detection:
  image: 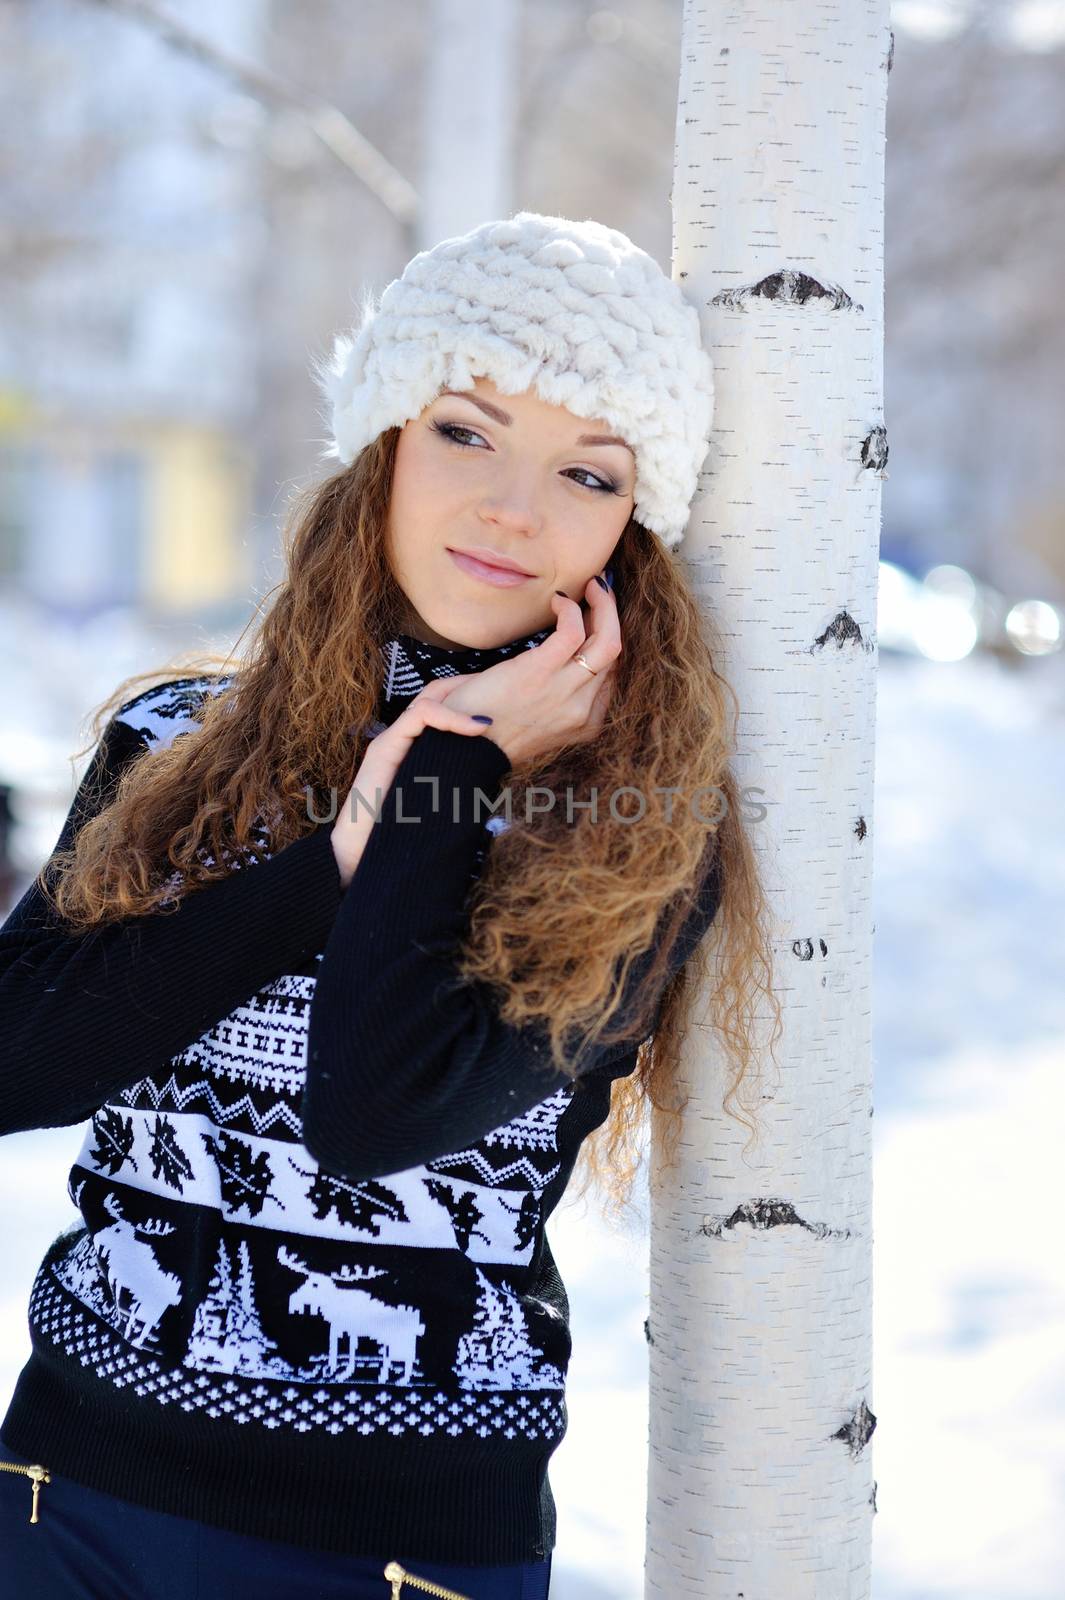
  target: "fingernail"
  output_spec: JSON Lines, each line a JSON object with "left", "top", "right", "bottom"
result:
{"left": 604, "top": 566, "right": 615, "bottom": 590}
{"left": 594, "top": 574, "right": 609, "bottom": 591}
{"left": 555, "top": 589, "right": 568, "bottom": 598}
{"left": 471, "top": 714, "right": 493, "bottom": 724}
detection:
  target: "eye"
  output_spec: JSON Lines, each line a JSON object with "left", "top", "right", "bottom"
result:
{"left": 565, "top": 465, "right": 623, "bottom": 495}
{"left": 429, "top": 419, "right": 622, "bottom": 496}
{"left": 430, "top": 420, "right": 487, "bottom": 452}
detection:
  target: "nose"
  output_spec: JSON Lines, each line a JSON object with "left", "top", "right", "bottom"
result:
{"left": 477, "top": 465, "right": 549, "bottom": 537}
{"left": 478, "top": 500, "right": 543, "bottom": 545}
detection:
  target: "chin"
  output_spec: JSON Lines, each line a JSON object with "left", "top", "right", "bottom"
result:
{"left": 430, "top": 617, "right": 530, "bottom": 651}
{"left": 412, "top": 591, "right": 533, "bottom": 651}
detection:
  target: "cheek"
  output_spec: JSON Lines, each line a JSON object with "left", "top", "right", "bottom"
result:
{"left": 387, "top": 444, "right": 430, "bottom": 574}
{"left": 552, "top": 513, "right": 626, "bottom": 582}
{"left": 394, "top": 433, "right": 430, "bottom": 499}
{"left": 396, "top": 435, "right": 469, "bottom": 518}
{"left": 389, "top": 439, "right": 450, "bottom": 554}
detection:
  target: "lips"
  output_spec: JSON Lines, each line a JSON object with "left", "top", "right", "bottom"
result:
{"left": 449, "top": 546, "right": 534, "bottom": 576}
{"left": 447, "top": 548, "right": 536, "bottom": 588}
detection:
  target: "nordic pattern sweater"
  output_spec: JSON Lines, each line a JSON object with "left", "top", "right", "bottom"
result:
{"left": 0, "top": 626, "right": 722, "bottom": 1566}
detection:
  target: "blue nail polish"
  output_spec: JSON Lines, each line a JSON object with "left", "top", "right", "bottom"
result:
{"left": 604, "top": 566, "right": 615, "bottom": 591}
{"left": 471, "top": 714, "right": 493, "bottom": 724}
{"left": 594, "top": 574, "right": 609, "bottom": 592}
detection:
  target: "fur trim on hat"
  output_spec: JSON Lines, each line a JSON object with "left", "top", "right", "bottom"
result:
{"left": 313, "top": 211, "right": 714, "bottom": 549}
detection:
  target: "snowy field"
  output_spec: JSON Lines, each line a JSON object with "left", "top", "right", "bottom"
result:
{"left": 2, "top": 645, "right": 1063, "bottom": 1597}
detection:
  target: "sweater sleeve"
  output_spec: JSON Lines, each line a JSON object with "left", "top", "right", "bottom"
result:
{"left": 301, "top": 726, "right": 722, "bottom": 1182}
{"left": 0, "top": 710, "right": 345, "bottom": 1137}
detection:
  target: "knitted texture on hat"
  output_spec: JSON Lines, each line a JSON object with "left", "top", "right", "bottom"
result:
{"left": 313, "top": 211, "right": 714, "bottom": 549}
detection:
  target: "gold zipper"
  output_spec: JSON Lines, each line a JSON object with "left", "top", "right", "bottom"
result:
{"left": 383, "top": 1559, "right": 473, "bottom": 1600}
{"left": 0, "top": 1460, "right": 51, "bottom": 1523}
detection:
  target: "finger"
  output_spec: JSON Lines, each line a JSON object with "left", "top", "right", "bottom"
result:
{"left": 413, "top": 675, "right": 470, "bottom": 704}
{"left": 564, "top": 659, "right": 616, "bottom": 736}
{"left": 563, "top": 628, "right": 621, "bottom": 688}
{"left": 540, "top": 589, "right": 594, "bottom": 668}
{"left": 418, "top": 699, "right": 494, "bottom": 732}
{"left": 571, "top": 669, "right": 615, "bottom": 746}
{"left": 397, "top": 697, "right": 494, "bottom": 741}
{"left": 588, "top": 658, "right": 617, "bottom": 715}
{"left": 579, "top": 571, "right": 622, "bottom": 661}
{"left": 591, "top": 658, "right": 616, "bottom": 707}
{"left": 539, "top": 586, "right": 619, "bottom": 677}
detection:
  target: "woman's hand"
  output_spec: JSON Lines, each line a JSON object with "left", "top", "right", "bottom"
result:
{"left": 438, "top": 572, "right": 621, "bottom": 768}
{"left": 330, "top": 679, "right": 498, "bottom": 890}
{"left": 329, "top": 571, "right": 622, "bottom": 889}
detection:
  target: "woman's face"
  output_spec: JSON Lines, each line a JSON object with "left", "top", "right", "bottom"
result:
{"left": 385, "top": 374, "right": 635, "bottom": 649}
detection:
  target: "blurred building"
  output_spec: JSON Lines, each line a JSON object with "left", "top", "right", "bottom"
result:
{"left": 0, "top": 0, "right": 268, "bottom": 624}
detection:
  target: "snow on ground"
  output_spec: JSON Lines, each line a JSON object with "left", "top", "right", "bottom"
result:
{"left": 2, "top": 645, "right": 1063, "bottom": 1596}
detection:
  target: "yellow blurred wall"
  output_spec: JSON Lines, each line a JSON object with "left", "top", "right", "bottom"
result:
{"left": 144, "top": 426, "right": 252, "bottom": 610}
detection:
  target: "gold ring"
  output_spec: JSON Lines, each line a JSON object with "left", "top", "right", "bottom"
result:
{"left": 573, "top": 652, "right": 597, "bottom": 675}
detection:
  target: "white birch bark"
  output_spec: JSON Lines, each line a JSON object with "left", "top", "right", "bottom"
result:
{"left": 646, "top": 4, "right": 893, "bottom": 1595}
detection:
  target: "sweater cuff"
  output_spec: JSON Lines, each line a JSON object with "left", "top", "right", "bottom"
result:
{"left": 382, "top": 725, "right": 513, "bottom": 822}
{"left": 349, "top": 726, "right": 513, "bottom": 903}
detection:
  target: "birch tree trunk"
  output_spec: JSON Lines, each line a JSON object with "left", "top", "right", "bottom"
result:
{"left": 646, "top": 5, "right": 893, "bottom": 1595}
{"left": 419, "top": 0, "right": 519, "bottom": 247}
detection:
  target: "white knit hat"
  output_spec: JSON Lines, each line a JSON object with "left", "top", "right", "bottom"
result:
{"left": 313, "top": 211, "right": 714, "bottom": 550}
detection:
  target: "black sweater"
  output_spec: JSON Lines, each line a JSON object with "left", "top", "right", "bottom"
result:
{"left": 0, "top": 629, "right": 722, "bottom": 1566}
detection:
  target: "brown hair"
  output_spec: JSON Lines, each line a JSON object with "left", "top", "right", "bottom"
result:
{"left": 40, "top": 429, "right": 781, "bottom": 1223}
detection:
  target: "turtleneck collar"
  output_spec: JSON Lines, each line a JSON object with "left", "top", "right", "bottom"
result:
{"left": 372, "top": 622, "right": 555, "bottom": 729}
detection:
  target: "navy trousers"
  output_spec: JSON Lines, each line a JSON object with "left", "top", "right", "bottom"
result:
{"left": 0, "top": 1443, "right": 552, "bottom": 1599}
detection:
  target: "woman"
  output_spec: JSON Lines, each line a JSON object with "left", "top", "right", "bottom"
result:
{"left": 0, "top": 212, "right": 775, "bottom": 1598}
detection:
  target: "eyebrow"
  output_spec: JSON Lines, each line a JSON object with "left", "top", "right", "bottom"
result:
{"left": 437, "top": 389, "right": 635, "bottom": 456}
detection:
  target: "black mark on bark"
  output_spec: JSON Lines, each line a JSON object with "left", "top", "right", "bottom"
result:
{"left": 699, "top": 1197, "right": 852, "bottom": 1240}
{"left": 792, "top": 938, "right": 828, "bottom": 961}
{"left": 810, "top": 610, "right": 874, "bottom": 654}
{"left": 712, "top": 269, "right": 863, "bottom": 313}
{"left": 832, "top": 1397, "right": 877, "bottom": 1458}
{"left": 855, "top": 816, "right": 867, "bottom": 841}
{"left": 862, "top": 425, "right": 889, "bottom": 472}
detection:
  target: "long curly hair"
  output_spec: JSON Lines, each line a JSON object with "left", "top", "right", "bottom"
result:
{"left": 40, "top": 427, "right": 781, "bottom": 1224}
